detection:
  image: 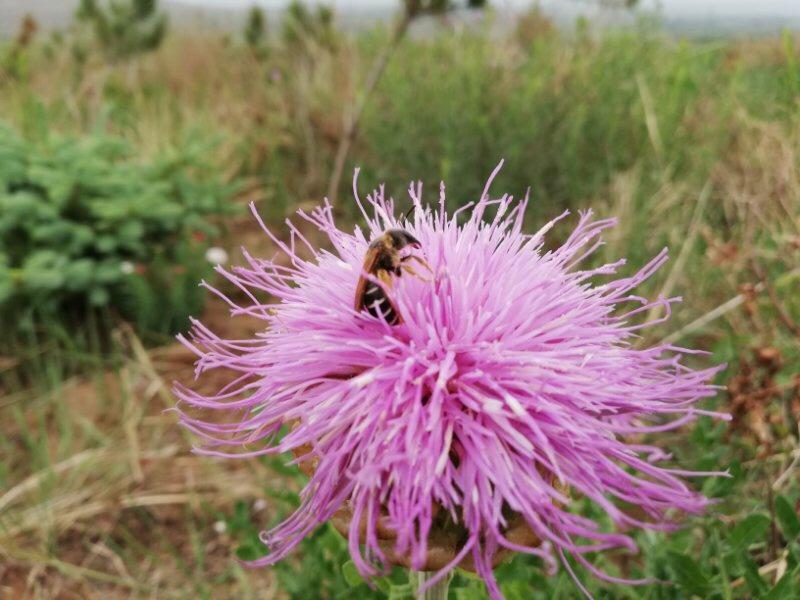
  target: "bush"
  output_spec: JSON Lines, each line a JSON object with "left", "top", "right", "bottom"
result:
{"left": 1, "top": 15, "right": 39, "bottom": 81}
{"left": 405, "top": 0, "right": 488, "bottom": 16}
{"left": 281, "top": 1, "right": 338, "bottom": 53}
{"left": 0, "top": 126, "right": 236, "bottom": 338}
{"left": 357, "top": 25, "right": 728, "bottom": 217}
{"left": 75, "top": 0, "right": 168, "bottom": 60}
{"left": 244, "top": 5, "right": 268, "bottom": 50}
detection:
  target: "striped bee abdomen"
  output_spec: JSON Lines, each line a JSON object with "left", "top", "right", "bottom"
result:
{"left": 363, "top": 282, "right": 400, "bottom": 325}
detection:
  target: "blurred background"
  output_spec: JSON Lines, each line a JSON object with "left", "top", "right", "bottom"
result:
{"left": 1, "top": 0, "right": 799, "bottom": 598}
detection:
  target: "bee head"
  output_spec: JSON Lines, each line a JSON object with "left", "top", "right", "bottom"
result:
{"left": 386, "top": 229, "right": 421, "bottom": 250}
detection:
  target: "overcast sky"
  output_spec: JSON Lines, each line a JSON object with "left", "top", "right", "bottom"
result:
{"left": 174, "top": 0, "right": 799, "bottom": 18}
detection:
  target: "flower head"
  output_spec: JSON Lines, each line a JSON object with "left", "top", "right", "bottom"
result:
{"left": 175, "top": 163, "right": 726, "bottom": 598}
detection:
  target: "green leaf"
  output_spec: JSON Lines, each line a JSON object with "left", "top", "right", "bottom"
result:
{"left": 705, "top": 460, "right": 740, "bottom": 498}
{"left": 763, "top": 566, "right": 799, "bottom": 600}
{"left": 387, "top": 583, "right": 413, "bottom": 600}
{"left": 342, "top": 560, "right": 364, "bottom": 587}
{"left": 790, "top": 539, "right": 800, "bottom": 564}
{"left": 455, "top": 585, "right": 491, "bottom": 600}
{"left": 21, "top": 267, "right": 65, "bottom": 291}
{"left": 95, "top": 235, "right": 118, "bottom": 253}
{"left": 729, "top": 514, "right": 771, "bottom": 553}
{"left": 667, "top": 551, "right": 710, "bottom": 597}
{"left": 776, "top": 496, "right": 800, "bottom": 541}
{"left": 0, "top": 277, "right": 12, "bottom": 303}
{"left": 234, "top": 543, "right": 261, "bottom": 562}
{"left": 373, "top": 575, "right": 392, "bottom": 594}
{"left": 64, "top": 259, "right": 95, "bottom": 291}
{"left": 742, "top": 556, "right": 769, "bottom": 596}
{"left": 88, "top": 287, "right": 110, "bottom": 306}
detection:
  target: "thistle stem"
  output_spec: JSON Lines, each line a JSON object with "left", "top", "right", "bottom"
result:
{"left": 409, "top": 570, "right": 452, "bottom": 600}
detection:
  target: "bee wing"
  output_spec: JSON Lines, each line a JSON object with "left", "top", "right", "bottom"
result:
{"left": 354, "top": 246, "right": 382, "bottom": 311}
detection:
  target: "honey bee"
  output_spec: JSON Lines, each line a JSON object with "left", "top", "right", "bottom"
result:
{"left": 354, "top": 229, "right": 430, "bottom": 325}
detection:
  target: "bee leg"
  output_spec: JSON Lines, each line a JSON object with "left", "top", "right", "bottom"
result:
{"left": 400, "top": 263, "right": 432, "bottom": 282}
{"left": 401, "top": 254, "right": 433, "bottom": 274}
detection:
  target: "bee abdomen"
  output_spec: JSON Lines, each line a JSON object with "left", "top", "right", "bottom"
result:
{"left": 363, "top": 282, "right": 400, "bottom": 325}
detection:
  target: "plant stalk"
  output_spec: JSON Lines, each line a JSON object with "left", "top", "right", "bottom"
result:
{"left": 327, "top": 11, "right": 412, "bottom": 212}
{"left": 409, "top": 570, "right": 452, "bottom": 600}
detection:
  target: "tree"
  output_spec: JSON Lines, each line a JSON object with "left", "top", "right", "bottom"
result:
{"left": 75, "top": 0, "right": 168, "bottom": 60}
{"left": 244, "top": 5, "right": 267, "bottom": 49}
{"left": 281, "top": 1, "right": 337, "bottom": 52}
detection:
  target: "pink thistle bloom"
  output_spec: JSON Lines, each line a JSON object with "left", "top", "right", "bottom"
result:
{"left": 175, "top": 163, "right": 727, "bottom": 598}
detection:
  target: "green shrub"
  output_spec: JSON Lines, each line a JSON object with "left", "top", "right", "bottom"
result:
{"left": 0, "top": 15, "right": 39, "bottom": 82}
{"left": 75, "top": 0, "right": 168, "bottom": 61}
{"left": 244, "top": 5, "right": 268, "bottom": 50}
{"left": 405, "top": 0, "right": 489, "bottom": 16}
{"left": 0, "top": 126, "right": 236, "bottom": 338}
{"left": 281, "top": 1, "right": 338, "bottom": 53}
{"left": 357, "top": 25, "right": 728, "bottom": 218}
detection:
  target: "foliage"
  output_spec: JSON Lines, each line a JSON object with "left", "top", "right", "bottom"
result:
{"left": 405, "top": 0, "right": 451, "bottom": 16}
{"left": 226, "top": 459, "right": 405, "bottom": 600}
{"left": 75, "top": 0, "right": 168, "bottom": 60}
{"left": 358, "top": 25, "right": 722, "bottom": 217}
{"left": 244, "top": 5, "right": 268, "bottom": 50}
{"left": 0, "top": 126, "right": 235, "bottom": 338}
{"left": 281, "top": 1, "right": 338, "bottom": 53}
{"left": 1, "top": 15, "right": 38, "bottom": 81}
{"left": 404, "top": 0, "right": 489, "bottom": 17}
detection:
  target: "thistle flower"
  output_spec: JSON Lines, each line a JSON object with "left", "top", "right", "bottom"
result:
{"left": 175, "top": 163, "right": 727, "bottom": 598}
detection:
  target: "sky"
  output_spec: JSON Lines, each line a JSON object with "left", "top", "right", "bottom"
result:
{"left": 174, "top": 0, "right": 799, "bottom": 18}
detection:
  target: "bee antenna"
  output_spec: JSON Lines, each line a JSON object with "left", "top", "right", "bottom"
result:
{"left": 401, "top": 204, "right": 415, "bottom": 225}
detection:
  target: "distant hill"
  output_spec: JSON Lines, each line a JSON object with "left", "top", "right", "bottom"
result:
{"left": 0, "top": 0, "right": 394, "bottom": 38}
{"left": 0, "top": 0, "right": 231, "bottom": 37}
{"left": 0, "top": 0, "right": 798, "bottom": 39}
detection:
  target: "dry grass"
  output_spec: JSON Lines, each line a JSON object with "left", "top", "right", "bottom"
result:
{"left": 0, "top": 310, "right": 290, "bottom": 599}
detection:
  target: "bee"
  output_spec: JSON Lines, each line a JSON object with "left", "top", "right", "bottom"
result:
{"left": 354, "top": 229, "right": 430, "bottom": 325}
